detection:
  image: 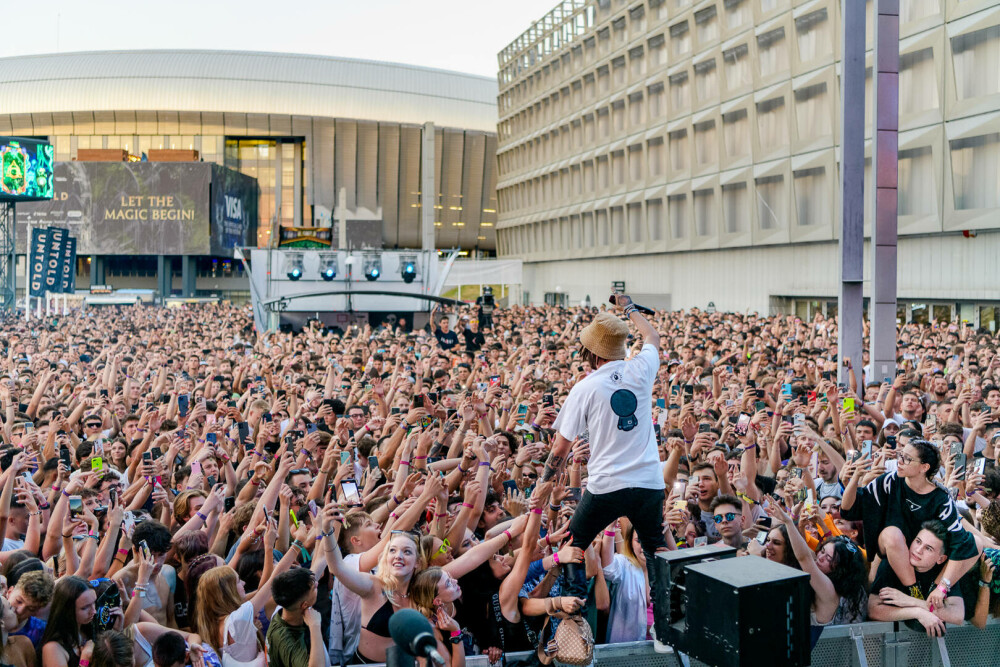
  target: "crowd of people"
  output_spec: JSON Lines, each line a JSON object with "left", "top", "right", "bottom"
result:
{"left": 0, "top": 299, "right": 998, "bottom": 667}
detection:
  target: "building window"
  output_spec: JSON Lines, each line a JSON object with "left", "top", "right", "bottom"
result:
{"left": 648, "top": 138, "right": 665, "bottom": 177}
{"left": 648, "top": 82, "right": 666, "bottom": 118}
{"left": 950, "top": 133, "right": 1000, "bottom": 210}
{"left": 628, "top": 203, "right": 643, "bottom": 242}
{"left": 755, "top": 174, "right": 785, "bottom": 229}
{"left": 669, "top": 71, "right": 691, "bottom": 112}
{"left": 793, "top": 166, "right": 830, "bottom": 226}
{"left": 757, "top": 27, "right": 788, "bottom": 78}
{"left": 629, "top": 92, "right": 644, "bottom": 127}
{"left": 669, "top": 129, "right": 689, "bottom": 171}
{"left": 647, "top": 198, "right": 664, "bottom": 240}
{"left": 694, "top": 58, "right": 718, "bottom": 106}
{"left": 630, "top": 46, "right": 646, "bottom": 78}
{"left": 694, "top": 120, "right": 717, "bottom": 167}
{"left": 629, "top": 145, "right": 643, "bottom": 181}
{"left": 794, "top": 9, "right": 830, "bottom": 63}
{"left": 794, "top": 82, "right": 831, "bottom": 140}
{"left": 693, "top": 189, "right": 715, "bottom": 236}
{"left": 722, "top": 182, "right": 748, "bottom": 233}
{"left": 611, "top": 150, "right": 626, "bottom": 185}
{"left": 670, "top": 20, "right": 691, "bottom": 57}
{"left": 724, "top": 0, "right": 750, "bottom": 31}
{"left": 668, "top": 194, "right": 688, "bottom": 239}
{"left": 612, "top": 207, "right": 625, "bottom": 244}
{"left": 722, "top": 108, "right": 750, "bottom": 160}
{"left": 695, "top": 5, "right": 719, "bottom": 45}
{"left": 649, "top": 34, "right": 667, "bottom": 67}
{"left": 756, "top": 96, "right": 788, "bottom": 152}
{"left": 952, "top": 25, "right": 1000, "bottom": 100}
{"left": 723, "top": 43, "right": 751, "bottom": 91}
{"left": 898, "top": 146, "right": 935, "bottom": 217}
{"left": 899, "top": 48, "right": 938, "bottom": 115}
{"left": 597, "top": 155, "right": 610, "bottom": 189}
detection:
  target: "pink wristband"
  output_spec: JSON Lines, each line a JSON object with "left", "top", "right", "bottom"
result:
{"left": 414, "top": 455, "right": 427, "bottom": 460}
{"left": 462, "top": 502, "right": 474, "bottom": 509}
{"left": 553, "top": 552, "right": 560, "bottom": 565}
{"left": 604, "top": 530, "right": 616, "bottom": 536}
{"left": 503, "top": 530, "right": 512, "bottom": 542}
{"left": 531, "top": 508, "right": 543, "bottom": 515}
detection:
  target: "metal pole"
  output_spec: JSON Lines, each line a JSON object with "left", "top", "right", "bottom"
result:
{"left": 869, "top": 0, "right": 900, "bottom": 382}
{"left": 421, "top": 122, "right": 436, "bottom": 253}
{"left": 838, "top": 0, "right": 866, "bottom": 387}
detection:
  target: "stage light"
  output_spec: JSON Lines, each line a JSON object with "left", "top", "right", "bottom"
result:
{"left": 400, "top": 255, "right": 417, "bottom": 284}
{"left": 285, "top": 252, "right": 304, "bottom": 281}
{"left": 363, "top": 255, "right": 382, "bottom": 282}
{"left": 319, "top": 253, "right": 338, "bottom": 281}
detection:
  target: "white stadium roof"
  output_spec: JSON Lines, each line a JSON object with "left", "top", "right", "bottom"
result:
{"left": 0, "top": 50, "right": 499, "bottom": 132}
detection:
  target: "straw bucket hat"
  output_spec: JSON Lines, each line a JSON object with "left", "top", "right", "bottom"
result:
{"left": 579, "top": 311, "right": 629, "bottom": 361}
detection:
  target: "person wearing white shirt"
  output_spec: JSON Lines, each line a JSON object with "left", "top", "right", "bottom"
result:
{"left": 543, "top": 294, "right": 667, "bottom": 630}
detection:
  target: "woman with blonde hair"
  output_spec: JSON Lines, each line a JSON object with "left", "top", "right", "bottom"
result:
{"left": 600, "top": 521, "right": 651, "bottom": 643}
{"left": 327, "top": 530, "right": 426, "bottom": 663}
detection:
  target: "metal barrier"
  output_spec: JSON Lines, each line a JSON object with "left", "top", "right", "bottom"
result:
{"left": 353, "top": 619, "right": 1000, "bottom": 667}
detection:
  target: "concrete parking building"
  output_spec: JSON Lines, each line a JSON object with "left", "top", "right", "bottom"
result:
{"left": 0, "top": 50, "right": 500, "bottom": 299}
{"left": 495, "top": 0, "right": 1000, "bottom": 329}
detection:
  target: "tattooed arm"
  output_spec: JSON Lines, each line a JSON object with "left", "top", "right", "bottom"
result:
{"left": 543, "top": 433, "right": 573, "bottom": 482}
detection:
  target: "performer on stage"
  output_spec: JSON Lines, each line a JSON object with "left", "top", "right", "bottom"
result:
{"left": 542, "top": 294, "right": 667, "bottom": 621}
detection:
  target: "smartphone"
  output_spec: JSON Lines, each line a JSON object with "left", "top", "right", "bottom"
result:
{"left": 842, "top": 397, "right": 856, "bottom": 414}
{"left": 698, "top": 423, "right": 711, "bottom": 433}
{"left": 847, "top": 449, "right": 862, "bottom": 463}
{"left": 413, "top": 395, "right": 424, "bottom": 409}
{"left": 694, "top": 536, "right": 708, "bottom": 547}
{"left": 23, "top": 422, "right": 34, "bottom": 434}
{"left": 307, "top": 423, "right": 318, "bottom": 434}
{"left": 191, "top": 461, "right": 202, "bottom": 476}
{"left": 974, "top": 458, "right": 987, "bottom": 476}
{"left": 237, "top": 421, "right": 250, "bottom": 442}
{"left": 489, "top": 375, "right": 501, "bottom": 387}
{"left": 656, "top": 398, "right": 666, "bottom": 409}
{"left": 368, "top": 455, "right": 380, "bottom": 470}
{"left": 289, "top": 509, "right": 300, "bottom": 529}
{"left": 516, "top": 404, "right": 528, "bottom": 416}
{"left": 754, "top": 400, "right": 767, "bottom": 413}
{"left": 307, "top": 500, "right": 319, "bottom": 517}
{"left": 177, "top": 394, "right": 190, "bottom": 417}
{"left": 756, "top": 530, "right": 769, "bottom": 546}
{"left": 150, "top": 446, "right": 162, "bottom": 460}
{"left": 69, "top": 495, "right": 83, "bottom": 517}
{"left": 224, "top": 496, "right": 236, "bottom": 512}
{"left": 60, "top": 446, "right": 71, "bottom": 469}
{"left": 502, "top": 479, "right": 519, "bottom": 495}
{"left": 542, "top": 394, "right": 554, "bottom": 408}
{"left": 733, "top": 413, "right": 751, "bottom": 436}
{"left": 262, "top": 412, "right": 273, "bottom": 424}
{"left": 793, "top": 413, "right": 805, "bottom": 427}
{"left": 341, "top": 451, "right": 351, "bottom": 465}
{"left": 861, "top": 440, "right": 873, "bottom": 458}
{"left": 885, "top": 435, "right": 897, "bottom": 449}
{"left": 567, "top": 487, "right": 582, "bottom": 503}
{"left": 139, "top": 540, "right": 150, "bottom": 558}
{"left": 683, "top": 384, "right": 694, "bottom": 399}
{"left": 100, "top": 389, "right": 109, "bottom": 398}
{"left": 341, "top": 479, "right": 361, "bottom": 506}
{"left": 91, "top": 457, "right": 104, "bottom": 472}
{"left": 206, "top": 433, "right": 217, "bottom": 445}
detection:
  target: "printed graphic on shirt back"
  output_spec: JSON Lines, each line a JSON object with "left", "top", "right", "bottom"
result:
{"left": 610, "top": 389, "right": 638, "bottom": 431}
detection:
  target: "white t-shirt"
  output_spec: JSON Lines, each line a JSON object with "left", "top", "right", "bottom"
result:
{"left": 554, "top": 343, "right": 663, "bottom": 494}
{"left": 329, "top": 552, "right": 363, "bottom": 663}
{"left": 602, "top": 554, "right": 649, "bottom": 644}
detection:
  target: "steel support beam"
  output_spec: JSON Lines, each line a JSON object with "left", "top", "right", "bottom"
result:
{"left": 0, "top": 203, "right": 14, "bottom": 311}
{"left": 421, "top": 122, "right": 436, "bottom": 252}
{"left": 838, "top": 0, "right": 866, "bottom": 386}
{"left": 869, "top": 0, "right": 900, "bottom": 382}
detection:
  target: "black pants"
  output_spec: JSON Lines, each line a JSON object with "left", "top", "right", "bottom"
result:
{"left": 563, "top": 487, "right": 667, "bottom": 624}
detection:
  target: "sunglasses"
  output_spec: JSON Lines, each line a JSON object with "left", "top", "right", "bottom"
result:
{"left": 289, "top": 469, "right": 310, "bottom": 476}
{"left": 434, "top": 538, "right": 451, "bottom": 558}
{"left": 712, "top": 512, "right": 739, "bottom": 524}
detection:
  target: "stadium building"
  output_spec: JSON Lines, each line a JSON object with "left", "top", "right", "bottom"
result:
{"left": 495, "top": 0, "right": 1000, "bottom": 329}
{"left": 0, "top": 50, "right": 499, "bottom": 301}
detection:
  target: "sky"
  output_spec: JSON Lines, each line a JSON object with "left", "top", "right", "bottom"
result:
{"left": 0, "top": 0, "right": 560, "bottom": 79}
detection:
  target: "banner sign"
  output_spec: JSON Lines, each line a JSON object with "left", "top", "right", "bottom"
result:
{"left": 43, "top": 227, "right": 68, "bottom": 294}
{"left": 28, "top": 228, "right": 50, "bottom": 297}
{"left": 60, "top": 237, "right": 77, "bottom": 293}
{"left": 210, "top": 165, "right": 258, "bottom": 255}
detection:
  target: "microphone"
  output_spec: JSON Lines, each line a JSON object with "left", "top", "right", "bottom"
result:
{"left": 608, "top": 294, "right": 656, "bottom": 316}
{"left": 388, "top": 608, "right": 446, "bottom": 665}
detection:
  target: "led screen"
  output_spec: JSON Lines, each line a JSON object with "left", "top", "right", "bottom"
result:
{"left": 0, "top": 137, "right": 54, "bottom": 201}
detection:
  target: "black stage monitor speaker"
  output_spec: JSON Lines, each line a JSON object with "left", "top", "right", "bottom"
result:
{"left": 682, "top": 556, "right": 811, "bottom": 667}
{"left": 650, "top": 544, "right": 737, "bottom": 645}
